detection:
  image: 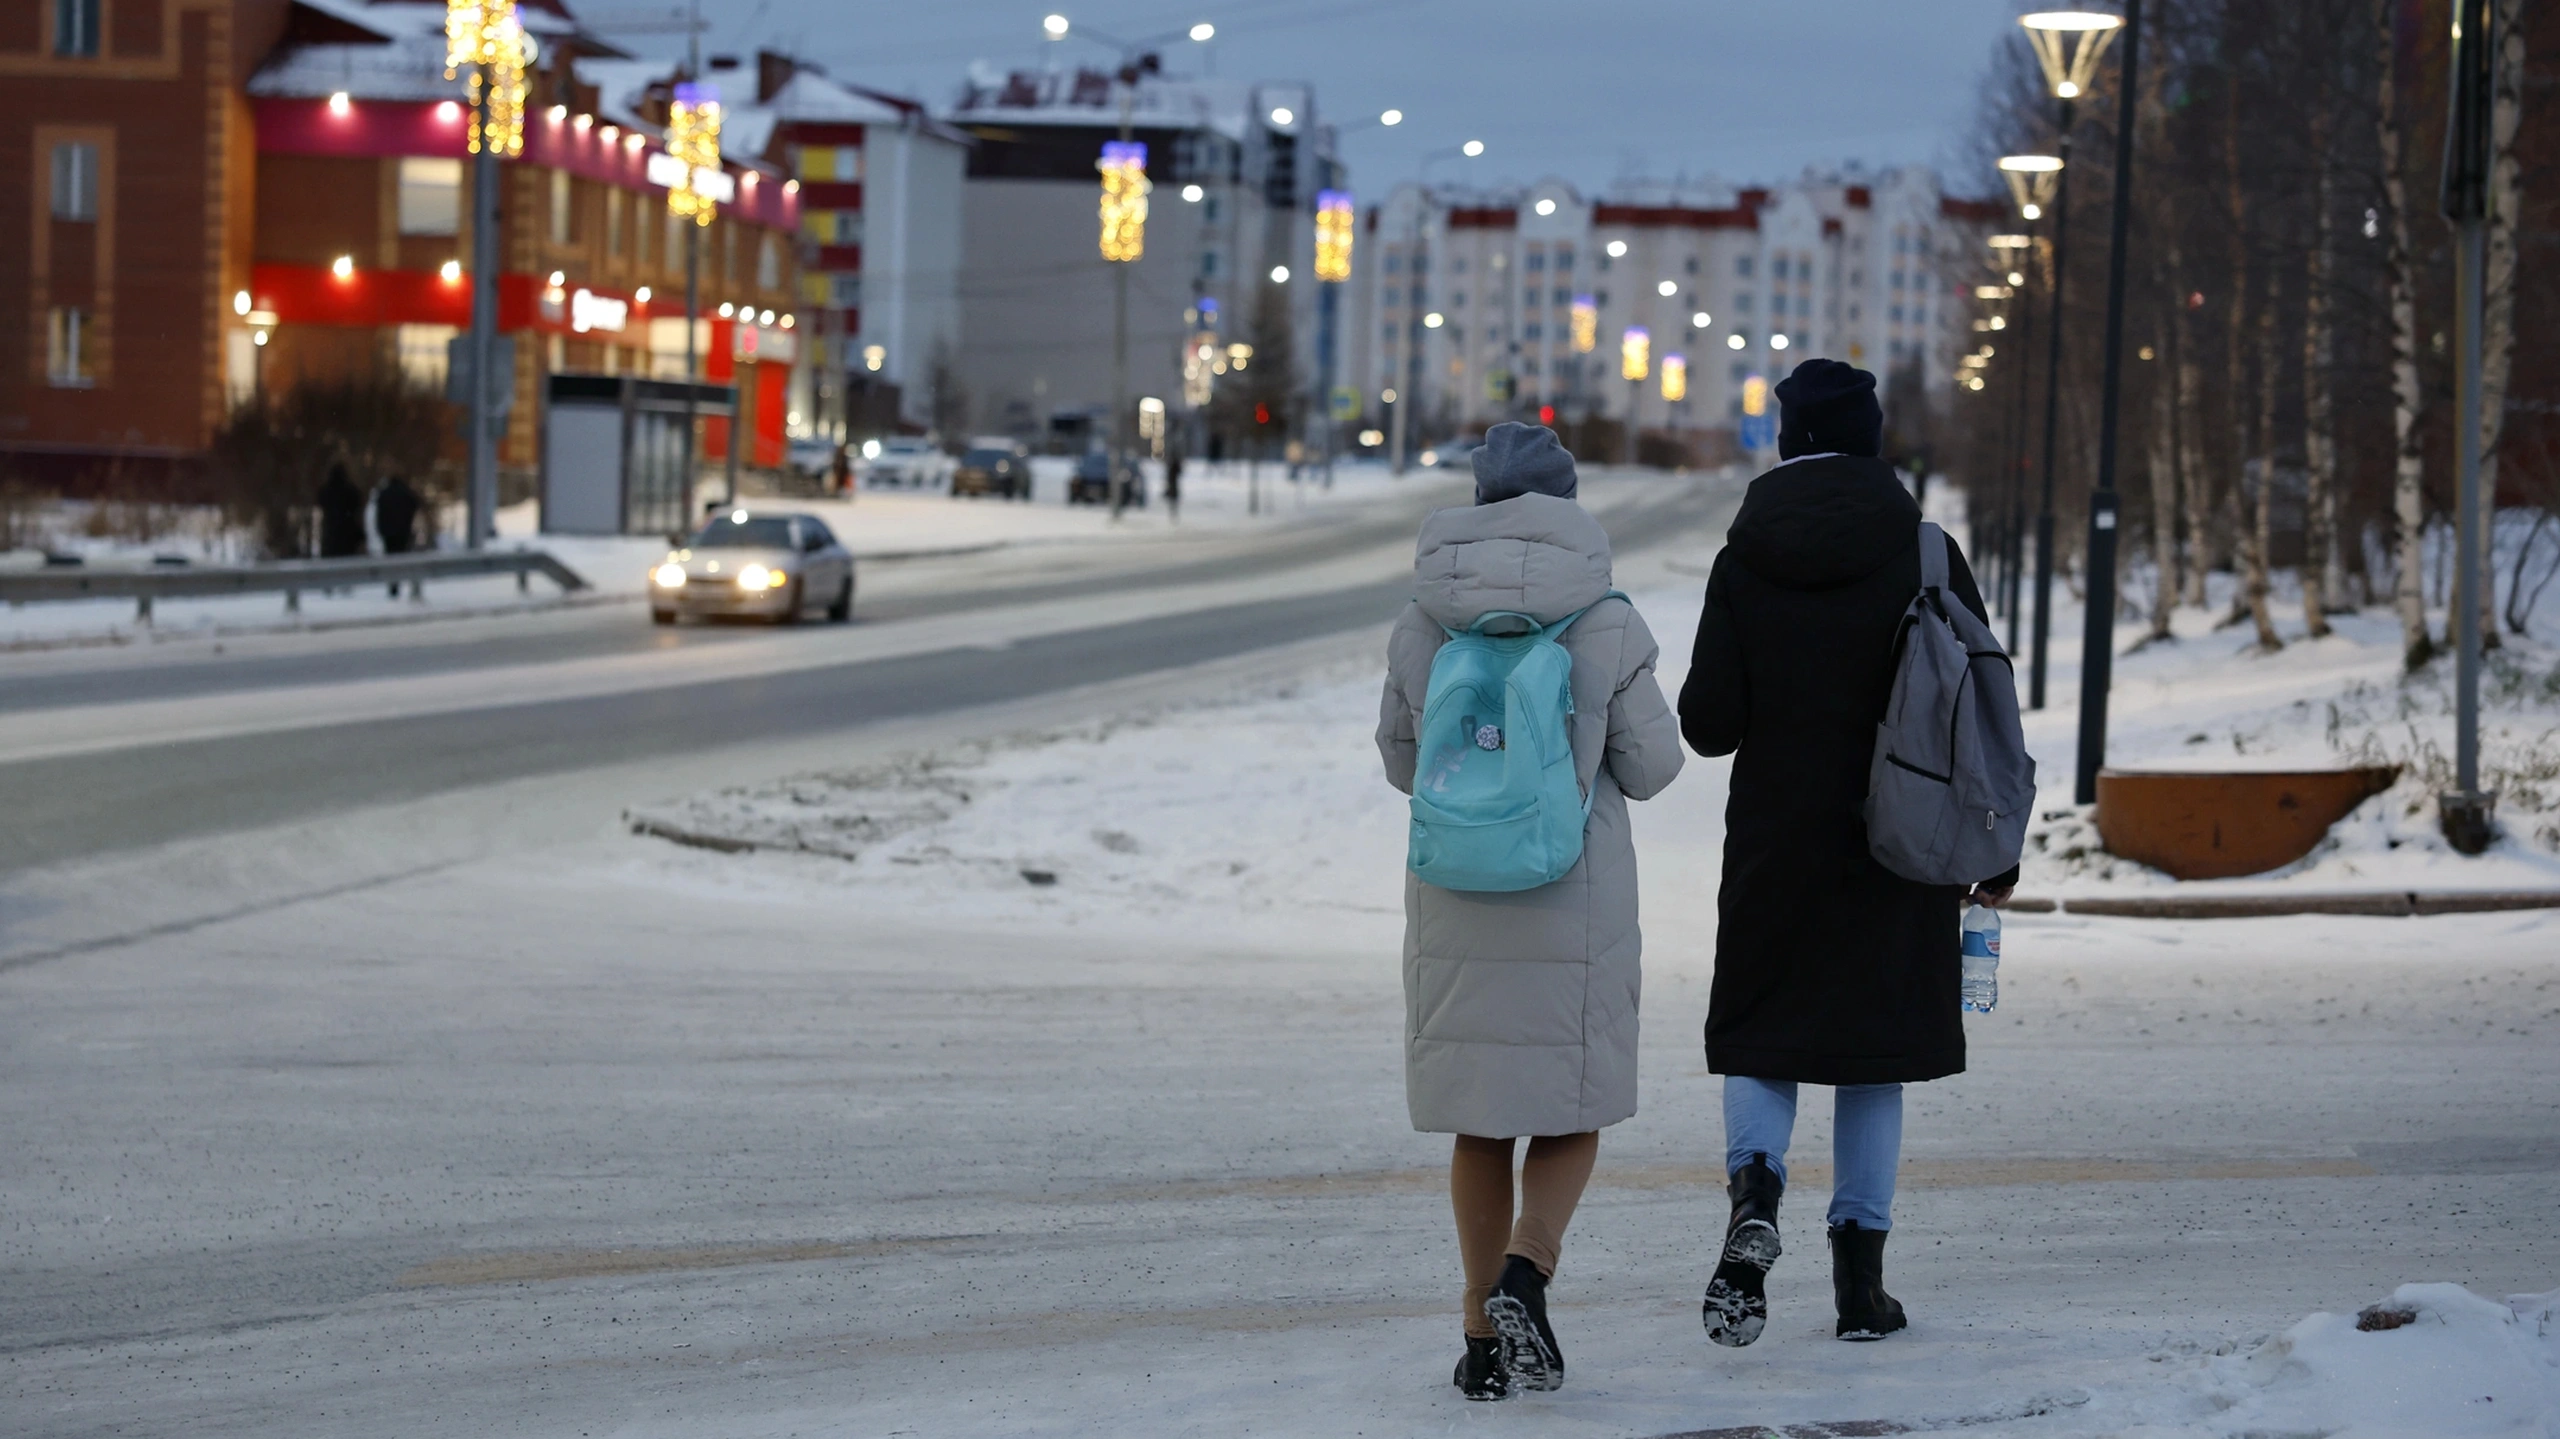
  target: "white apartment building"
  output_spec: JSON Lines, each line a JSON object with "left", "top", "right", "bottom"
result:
{"left": 1348, "top": 165, "right": 1994, "bottom": 452}
{"left": 940, "top": 65, "right": 1338, "bottom": 447}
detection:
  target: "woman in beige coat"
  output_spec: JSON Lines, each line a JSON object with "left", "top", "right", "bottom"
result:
{"left": 1377, "top": 423, "right": 1685, "bottom": 1400}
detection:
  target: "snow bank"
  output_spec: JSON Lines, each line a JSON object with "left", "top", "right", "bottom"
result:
{"left": 2086, "top": 1283, "right": 2560, "bottom": 1439}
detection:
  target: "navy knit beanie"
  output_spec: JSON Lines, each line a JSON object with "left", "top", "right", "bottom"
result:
{"left": 1472, "top": 422, "right": 1578, "bottom": 504}
{"left": 1773, "top": 359, "right": 1883, "bottom": 460}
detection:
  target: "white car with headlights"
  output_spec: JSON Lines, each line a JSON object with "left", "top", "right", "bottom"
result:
{"left": 650, "top": 509, "right": 855, "bottom": 626}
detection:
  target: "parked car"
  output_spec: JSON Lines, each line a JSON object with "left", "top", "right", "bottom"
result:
{"left": 785, "top": 437, "right": 835, "bottom": 479}
{"left": 951, "top": 438, "right": 1032, "bottom": 500}
{"left": 1418, "top": 441, "right": 1479, "bottom": 471}
{"left": 649, "top": 509, "right": 854, "bottom": 625}
{"left": 1066, "top": 450, "right": 1144, "bottom": 506}
{"left": 866, "top": 439, "right": 951, "bottom": 490}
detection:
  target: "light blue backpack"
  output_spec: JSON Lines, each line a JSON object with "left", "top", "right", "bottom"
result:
{"left": 1407, "top": 592, "right": 1624, "bottom": 892}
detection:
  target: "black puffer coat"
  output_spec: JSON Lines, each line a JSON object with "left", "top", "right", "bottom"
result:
{"left": 1679, "top": 455, "right": 2011, "bottom": 1086}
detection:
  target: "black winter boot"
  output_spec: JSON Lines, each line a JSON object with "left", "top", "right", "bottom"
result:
{"left": 1452, "top": 1333, "right": 1509, "bottom": 1400}
{"left": 1483, "top": 1255, "right": 1564, "bottom": 1392}
{"left": 1829, "top": 1220, "right": 1908, "bottom": 1340}
{"left": 1702, "top": 1155, "right": 1784, "bottom": 1347}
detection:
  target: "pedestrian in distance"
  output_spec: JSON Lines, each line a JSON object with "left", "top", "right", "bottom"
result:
{"left": 315, "top": 462, "right": 366, "bottom": 559}
{"left": 1378, "top": 422, "right": 1685, "bottom": 1401}
{"left": 373, "top": 473, "right": 423, "bottom": 597}
{"left": 1678, "top": 358, "right": 2018, "bottom": 1347}
{"left": 1162, "top": 446, "right": 1183, "bottom": 524}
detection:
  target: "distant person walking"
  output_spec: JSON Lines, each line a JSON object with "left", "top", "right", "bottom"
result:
{"left": 1378, "top": 422, "right": 1685, "bottom": 1400}
{"left": 1678, "top": 360, "right": 2015, "bottom": 1346}
{"left": 1162, "top": 447, "right": 1182, "bottom": 523}
{"left": 315, "top": 463, "right": 366, "bottom": 559}
{"left": 374, "top": 474, "right": 423, "bottom": 596}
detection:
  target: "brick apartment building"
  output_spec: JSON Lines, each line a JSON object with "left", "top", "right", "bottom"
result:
{"left": 1, "top": 0, "right": 802, "bottom": 496}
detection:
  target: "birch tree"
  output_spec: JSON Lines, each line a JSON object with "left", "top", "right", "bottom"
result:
{"left": 2473, "top": 0, "right": 2525, "bottom": 645}
{"left": 2378, "top": 0, "right": 2434, "bottom": 668}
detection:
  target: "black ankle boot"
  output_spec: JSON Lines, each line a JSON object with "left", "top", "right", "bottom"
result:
{"left": 1703, "top": 1155, "right": 1783, "bottom": 1347}
{"left": 1452, "top": 1333, "right": 1509, "bottom": 1400}
{"left": 1483, "top": 1255, "right": 1563, "bottom": 1391}
{"left": 1829, "top": 1220, "right": 1908, "bottom": 1340}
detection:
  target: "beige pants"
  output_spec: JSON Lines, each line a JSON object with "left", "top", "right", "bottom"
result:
{"left": 1450, "top": 1131, "right": 1600, "bottom": 1336}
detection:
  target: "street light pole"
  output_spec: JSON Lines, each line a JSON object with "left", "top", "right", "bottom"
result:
{"left": 2028, "top": 98, "right": 2073, "bottom": 713}
{"left": 466, "top": 102, "right": 500, "bottom": 549}
{"left": 2440, "top": 0, "right": 2496, "bottom": 851}
{"left": 2072, "top": 0, "right": 2143, "bottom": 804}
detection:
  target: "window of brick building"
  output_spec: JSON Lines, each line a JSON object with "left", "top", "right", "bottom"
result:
{"left": 605, "top": 187, "right": 625, "bottom": 256}
{"left": 47, "top": 308, "right": 94, "bottom": 386}
{"left": 55, "top": 0, "right": 100, "bottom": 56}
{"left": 549, "top": 170, "right": 573, "bottom": 245}
{"left": 635, "top": 197, "right": 652, "bottom": 262}
{"left": 397, "top": 158, "right": 460, "bottom": 235}
{"left": 758, "top": 234, "right": 779, "bottom": 289}
{"left": 51, "top": 142, "right": 98, "bottom": 220}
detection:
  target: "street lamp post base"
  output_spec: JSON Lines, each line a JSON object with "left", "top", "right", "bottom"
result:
{"left": 2438, "top": 789, "right": 2498, "bottom": 856}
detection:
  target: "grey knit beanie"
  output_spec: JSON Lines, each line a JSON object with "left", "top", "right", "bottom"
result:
{"left": 1471, "top": 422, "right": 1578, "bottom": 504}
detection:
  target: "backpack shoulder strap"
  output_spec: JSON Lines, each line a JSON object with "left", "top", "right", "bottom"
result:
{"left": 1545, "top": 588, "right": 1629, "bottom": 642}
{"left": 1917, "top": 522, "right": 1949, "bottom": 593}
{"left": 1445, "top": 610, "right": 1541, "bottom": 641}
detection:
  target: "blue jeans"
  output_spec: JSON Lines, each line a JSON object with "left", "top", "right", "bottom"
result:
{"left": 1723, "top": 1076, "right": 1903, "bottom": 1230}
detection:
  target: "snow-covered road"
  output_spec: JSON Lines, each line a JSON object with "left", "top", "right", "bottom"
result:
{"left": 4, "top": 482, "right": 2555, "bottom": 1438}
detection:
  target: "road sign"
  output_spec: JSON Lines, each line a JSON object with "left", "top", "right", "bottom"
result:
{"left": 1330, "top": 386, "right": 1359, "bottom": 420}
{"left": 1739, "top": 410, "right": 1776, "bottom": 453}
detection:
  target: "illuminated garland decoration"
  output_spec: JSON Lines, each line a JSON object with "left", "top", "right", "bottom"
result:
{"left": 1570, "top": 295, "right": 1598, "bottom": 354}
{"left": 666, "top": 84, "right": 724, "bottom": 227}
{"left": 1098, "top": 141, "right": 1150, "bottom": 263}
{"left": 444, "top": 0, "right": 527, "bottom": 156}
{"left": 1620, "top": 326, "right": 1649, "bottom": 382}
{"left": 1313, "top": 189, "right": 1354, "bottom": 283}
{"left": 1660, "top": 351, "right": 1687, "bottom": 402}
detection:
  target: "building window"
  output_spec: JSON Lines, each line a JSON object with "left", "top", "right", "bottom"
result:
{"left": 636, "top": 201, "right": 652, "bottom": 263}
{"left": 1736, "top": 293, "right": 1753, "bottom": 313}
{"left": 832, "top": 210, "right": 863, "bottom": 245}
{"left": 1524, "top": 323, "right": 1543, "bottom": 341}
{"left": 55, "top": 0, "right": 100, "bottom": 56}
{"left": 1384, "top": 253, "right": 1401, "bottom": 275}
{"left": 395, "top": 324, "right": 457, "bottom": 388}
{"left": 1383, "top": 322, "right": 1398, "bottom": 341}
{"left": 1525, "top": 251, "right": 1544, "bottom": 271}
{"left": 834, "top": 145, "right": 862, "bottom": 181}
{"left": 1685, "top": 256, "right": 1699, "bottom": 274}
{"left": 830, "top": 275, "right": 861, "bottom": 308}
{"left": 50, "top": 142, "right": 99, "bottom": 220}
{"left": 1551, "top": 287, "right": 1568, "bottom": 306}
{"left": 1452, "top": 290, "right": 1467, "bottom": 308}
{"left": 397, "top": 157, "right": 461, "bottom": 236}
{"left": 605, "top": 186, "right": 625, "bottom": 256}
{"left": 1202, "top": 195, "right": 1219, "bottom": 222}
{"left": 1553, "top": 248, "right": 1572, "bottom": 272}
{"left": 549, "top": 170, "right": 573, "bottom": 244}
{"left": 758, "top": 233, "right": 780, "bottom": 289}
{"left": 1201, "top": 250, "right": 1219, "bottom": 276}
{"left": 1736, "top": 255, "right": 1754, "bottom": 278}
{"left": 721, "top": 225, "right": 736, "bottom": 281}
{"left": 47, "top": 308, "right": 94, "bottom": 386}
{"left": 1383, "top": 286, "right": 1400, "bottom": 306}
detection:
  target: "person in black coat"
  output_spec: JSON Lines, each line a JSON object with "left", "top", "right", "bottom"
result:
{"left": 1679, "top": 358, "right": 2017, "bottom": 1347}
{"left": 374, "top": 474, "right": 423, "bottom": 596}
{"left": 315, "top": 463, "right": 367, "bottom": 559}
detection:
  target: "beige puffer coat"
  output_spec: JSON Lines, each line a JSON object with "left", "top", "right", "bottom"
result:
{"left": 1376, "top": 494, "right": 1685, "bottom": 1137}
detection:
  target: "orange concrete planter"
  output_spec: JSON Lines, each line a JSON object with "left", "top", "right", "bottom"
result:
{"left": 2094, "top": 767, "right": 2402, "bottom": 880}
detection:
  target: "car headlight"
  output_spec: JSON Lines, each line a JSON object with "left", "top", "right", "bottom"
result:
{"left": 736, "top": 563, "right": 789, "bottom": 591}
{"left": 653, "top": 562, "right": 687, "bottom": 588}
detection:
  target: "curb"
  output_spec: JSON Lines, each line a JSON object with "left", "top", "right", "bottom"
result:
{"left": 2008, "top": 891, "right": 2560, "bottom": 920}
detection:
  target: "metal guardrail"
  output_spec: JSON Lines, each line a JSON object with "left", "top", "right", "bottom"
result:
{"left": 0, "top": 549, "right": 590, "bottom": 622}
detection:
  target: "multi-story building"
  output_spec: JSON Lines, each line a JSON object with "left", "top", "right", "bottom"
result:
{"left": 941, "top": 64, "right": 1339, "bottom": 451}
{"left": 738, "top": 52, "right": 965, "bottom": 438}
{"left": 1, "top": 0, "right": 804, "bottom": 496}
{"left": 1350, "top": 165, "right": 1994, "bottom": 457}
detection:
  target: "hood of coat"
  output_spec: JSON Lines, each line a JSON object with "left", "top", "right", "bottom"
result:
{"left": 1413, "top": 492, "right": 1614, "bottom": 629}
{"left": 1724, "top": 454, "right": 1919, "bottom": 591}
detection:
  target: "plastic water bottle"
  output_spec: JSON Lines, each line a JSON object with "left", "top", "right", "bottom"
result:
{"left": 1960, "top": 904, "right": 2001, "bottom": 1014}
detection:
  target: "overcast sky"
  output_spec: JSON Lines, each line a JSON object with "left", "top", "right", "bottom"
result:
{"left": 645, "top": 0, "right": 2031, "bottom": 200}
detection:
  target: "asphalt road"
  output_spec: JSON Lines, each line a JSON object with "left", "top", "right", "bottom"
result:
{"left": 0, "top": 478, "right": 1736, "bottom": 874}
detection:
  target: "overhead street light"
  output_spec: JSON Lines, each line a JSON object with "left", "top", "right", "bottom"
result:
{"left": 1461, "top": 139, "right": 1484, "bottom": 157}
{"left": 2020, "top": 10, "right": 2124, "bottom": 99}
{"left": 1997, "top": 153, "right": 2063, "bottom": 221}
{"left": 1189, "top": 21, "right": 1213, "bottom": 40}
{"left": 1380, "top": 108, "right": 1403, "bottom": 125}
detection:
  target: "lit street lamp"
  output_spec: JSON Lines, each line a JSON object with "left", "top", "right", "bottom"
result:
{"left": 1389, "top": 140, "right": 1486, "bottom": 476}
{"left": 1045, "top": 14, "right": 1213, "bottom": 515}
{"left": 2011, "top": 7, "right": 2120, "bottom": 716}
{"left": 445, "top": 0, "right": 528, "bottom": 548}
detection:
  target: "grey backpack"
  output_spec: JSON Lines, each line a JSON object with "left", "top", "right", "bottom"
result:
{"left": 1864, "top": 522, "right": 2036, "bottom": 885}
